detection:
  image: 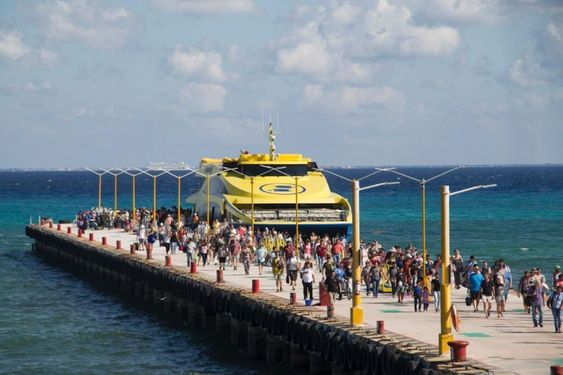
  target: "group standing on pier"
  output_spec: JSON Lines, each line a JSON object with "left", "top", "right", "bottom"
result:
{"left": 75, "top": 207, "right": 562, "bottom": 334}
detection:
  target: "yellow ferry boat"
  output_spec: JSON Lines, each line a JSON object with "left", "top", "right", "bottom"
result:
{"left": 187, "top": 124, "right": 352, "bottom": 236}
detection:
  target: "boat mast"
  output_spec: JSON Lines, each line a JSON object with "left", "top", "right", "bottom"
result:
{"left": 268, "top": 122, "right": 278, "bottom": 161}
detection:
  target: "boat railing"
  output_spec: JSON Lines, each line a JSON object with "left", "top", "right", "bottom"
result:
{"left": 240, "top": 208, "right": 348, "bottom": 222}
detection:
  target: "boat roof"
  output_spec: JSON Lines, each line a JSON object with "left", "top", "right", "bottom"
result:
{"left": 201, "top": 153, "right": 312, "bottom": 166}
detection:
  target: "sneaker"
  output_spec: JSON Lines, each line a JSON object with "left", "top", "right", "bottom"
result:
{"left": 539, "top": 323, "right": 543, "bottom": 327}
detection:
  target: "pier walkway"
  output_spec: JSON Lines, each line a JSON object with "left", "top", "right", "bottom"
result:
{"left": 42, "top": 225, "right": 562, "bottom": 375}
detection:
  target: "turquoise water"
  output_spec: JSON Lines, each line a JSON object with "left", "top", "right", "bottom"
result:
{"left": 0, "top": 166, "right": 562, "bottom": 373}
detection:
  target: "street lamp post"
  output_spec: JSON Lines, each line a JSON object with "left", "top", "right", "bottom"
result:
{"left": 121, "top": 169, "right": 144, "bottom": 224}
{"left": 439, "top": 183, "right": 496, "bottom": 355}
{"left": 315, "top": 167, "right": 398, "bottom": 326}
{"left": 379, "top": 166, "right": 463, "bottom": 287}
{"left": 85, "top": 168, "right": 108, "bottom": 208}
{"left": 105, "top": 169, "right": 126, "bottom": 212}
{"left": 161, "top": 169, "right": 199, "bottom": 226}
{"left": 139, "top": 170, "right": 168, "bottom": 223}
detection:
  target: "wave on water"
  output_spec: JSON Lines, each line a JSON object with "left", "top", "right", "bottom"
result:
{"left": 520, "top": 247, "right": 529, "bottom": 251}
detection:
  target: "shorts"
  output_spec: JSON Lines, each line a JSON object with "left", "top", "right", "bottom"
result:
{"left": 495, "top": 288, "right": 505, "bottom": 304}
{"left": 289, "top": 270, "right": 298, "bottom": 281}
{"left": 470, "top": 290, "right": 480, "bottom": 301}
{"left": 481, "top": 295, "right": 493, "bottom": 304}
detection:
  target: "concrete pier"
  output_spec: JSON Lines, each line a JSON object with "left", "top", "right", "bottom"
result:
{"left": 26, "top": 223, "right": 562, "bottom": 374}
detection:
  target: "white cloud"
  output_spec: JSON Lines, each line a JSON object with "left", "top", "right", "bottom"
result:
{"left": 38, "top": 49, "right": 59, "bottom": 66}
{"left": 169, "top": 49, "right": 226, "bottom": 81}
{"left": 508, "top": 56, "right": 545, "bottom": 87}
{"left": 0, "top": 30, "right": 59, "bottom": 67}
{"left": 152, "top": 0, "right": 255, "bottom": 14}
{"left": 301, "top": 84, "right": 405, "bottom": 114}
{"left": 35, "top": 0, "right": 137, "bottom": 49}
{"left": 276, "top": 0, "right": 459, "bottom": 83}
{"left": 362, "top": 0, "right": 460, "bottom": 57}
{"left": 0, "top": 31, "right": 29, "bottom": 60}
{"left": 275, "top": 20, "right": 376, "bottom": 82}
{"left": 0, "top": 81, "right": 55, "bottom": 96}
{"left": 180, "top": 83, "right": 227, "bottom": 113}
{"left": 409, "top": 0, "right": 502, "bottom": 24}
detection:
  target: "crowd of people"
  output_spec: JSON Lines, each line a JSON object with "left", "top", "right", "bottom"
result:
{"left": 75, "top": 206, "right": 563, "bottom": 334}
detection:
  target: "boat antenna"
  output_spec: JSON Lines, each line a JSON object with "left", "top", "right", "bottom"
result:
{"left": 268, "top": 122, "right": 278, "bottom": 161}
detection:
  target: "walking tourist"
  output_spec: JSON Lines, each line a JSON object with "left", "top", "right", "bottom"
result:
{"left": 547, "top": 285, "right": 562, "bottom": 333}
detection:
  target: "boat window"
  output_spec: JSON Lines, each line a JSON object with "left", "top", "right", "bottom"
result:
{"left": 239, "top": 164, "right": 308, "bottom": 177}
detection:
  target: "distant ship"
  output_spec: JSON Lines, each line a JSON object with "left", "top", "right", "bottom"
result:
{"left": 187, "top": 124, "right": 352, "bottom": 236}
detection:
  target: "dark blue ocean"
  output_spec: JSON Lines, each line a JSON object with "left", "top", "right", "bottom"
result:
{"left": 1, "top": 166, "right": 562, "bottom": 373}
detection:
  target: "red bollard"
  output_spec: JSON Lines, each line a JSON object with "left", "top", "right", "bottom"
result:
{"left": 165, "top": 255, "right": 172, "bottom": 267}
{"left": 377, "top": 320, "right": 385, "bottom": 334}
{"left": 448, "top": 340, "right": 469, "bottom": 362}
{"left": 319, "top": 282, "right": 330, "bottom": 306}
{"left": 190, "top": 262, "right": 197, "bottom": 274}
{"left": 89, "top": 233, "right": 94, "bottom": 241}
{"left": 78, "top": 229, "right": 82, "bottom": 238}
{"left": 102, "top": 237, "right": 107, "bottom": 245}
{"left": 216, "top": 269, "right": 224, "bottom": 283}
{"left": 116, "top": 240, "right": 121, "bottom": 250}
{"left": 290, "top": 292, "right": 297, "bottom": 305}
{"left": 67, "top": 227, "right": 72, "bottom": 234}
{"left": 49, "top": 222, "right": 53, "bottom": 229}
{"left": 130, "top": 244, "right": 135, "bottom": 254}
{"left": 252, "top": 279, "right": 260, "bottom": 293}
{"left": 57, "top": 224, "right": 61, "bottom": 231}
{"left": 551, "top": 366, "right": 563, "bottom": 375}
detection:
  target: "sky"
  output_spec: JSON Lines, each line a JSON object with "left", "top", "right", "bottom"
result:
{"left": 1, "top": 0, "right": 562, "bottom": 169}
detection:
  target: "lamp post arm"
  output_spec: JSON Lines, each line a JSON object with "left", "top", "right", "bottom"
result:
{"left": 450, "top": 184, "right": 497, "bottom": 197}
{"left": 358, "top": 181, "right": 400, "bottom": 192}
{"left": 357, "top": 168, "right": 391, "bottom": 182}
{"left": 314, "top": 168, "right": 353, "bottom": 182}
{"left": 424, "top": 166, "right": 465, "bottom": 184}
{"left": 381, "top": 169, "right": 421, "bottom": 183}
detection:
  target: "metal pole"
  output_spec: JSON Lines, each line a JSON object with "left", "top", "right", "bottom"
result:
{"left": 439, "top": 185, "right": 453, "bottom": 354}
{"left": 132, "top": 175, "right": 136, "bottom": 223}
{"left": 351, "top": 179, "right": 363, "bottom": 326}
{"left": 177, "top": 176, "right": 181, "bottom": 225}
{"left": 295, "top": 176, "right": 299, "bottom": 251}
{"left": 153, "top": 176, "right": 157, "bottom": 222}
{"left": 251, "top": 177, "right": 255, "bottom": 236}
{"left": 207, "top": 175, "right": 211, "bottom": 225}
{"left": 421, "top": 181, "right": 428, "bottom": 287}
{"left": 114, "top": 175, "right": 117, "bottom": 211}
{"left": 98, "top": 174, "right": 102, "bottom": 208}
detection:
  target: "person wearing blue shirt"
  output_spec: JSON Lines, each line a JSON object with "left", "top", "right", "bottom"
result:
{"left": 469, "top": 265, "right": 485, "bottom": 312}
{"left": 548, "top": 285, "right": 563, "bottom": 333}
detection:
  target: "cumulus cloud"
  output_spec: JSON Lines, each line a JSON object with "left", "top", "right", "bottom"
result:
{"left": 0, "top": 30, "right": 59, "bottom": 67}
{"left": 409, "top": 0, "right": 502, "bottom": 24}
{"left": 169, "top": 48, "right": 226, "bottom": 81}
{"left": 152, "top": 0, "right": 255, "bottom": 14}
{"left": 276, "top": 0, "right": 459, "bottom": 83}
{"left": 180, "top": 83, "right": 227, "bottom": 113}
{"left": 508, "top": 56, "right": 546, "bottom": 87}
{"left": 35, "top": 0, "right": 137, "bottom": 49}
{"left": 0, "top": 31, "right": 29, "bottom": 60}
{"left": 301, "top": 84, "right": 405, "bottom": 114}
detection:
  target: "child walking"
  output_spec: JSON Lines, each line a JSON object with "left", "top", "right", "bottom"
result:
{"left": 422, "top": 287, "right": 430, "bottom": 312}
